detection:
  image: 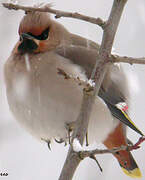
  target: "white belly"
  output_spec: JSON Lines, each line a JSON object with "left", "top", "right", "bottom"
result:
{"left": 5, "top": 51, "right": 116, "bottom": 143}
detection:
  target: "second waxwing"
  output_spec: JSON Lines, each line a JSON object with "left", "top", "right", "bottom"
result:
{"left": 4, "top": 10, "right": 143, "bottom": 178}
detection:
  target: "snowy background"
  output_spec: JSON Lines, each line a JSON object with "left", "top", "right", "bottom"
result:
{"left": 0, "top": 0, "right": 145, "bottom": 179}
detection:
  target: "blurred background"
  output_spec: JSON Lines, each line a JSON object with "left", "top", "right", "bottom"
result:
{"left": 0, "top": 0, "right": 145, "bottom": 179}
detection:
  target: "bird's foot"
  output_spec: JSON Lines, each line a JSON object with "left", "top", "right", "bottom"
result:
{"left": 41, "top": 138, "right": 51, "bottom": 150}
{"left": 65, "top": 122, "right": 75, "bottom": 144}
{"left": 47, "top": 140, "right": 51, "bottom": 150}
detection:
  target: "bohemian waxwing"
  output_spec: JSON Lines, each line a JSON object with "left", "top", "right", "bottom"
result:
{"left": 4, "top": 10, "right": 143, "bottom": 178}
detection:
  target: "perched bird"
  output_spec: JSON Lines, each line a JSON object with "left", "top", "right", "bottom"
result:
{"left": 4, "top": 10, "right": 143, "bottom": 178}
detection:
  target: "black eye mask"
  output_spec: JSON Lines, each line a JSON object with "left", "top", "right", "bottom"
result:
{"left": 27, "top": 27, "right": 50, "bottom": 40}
{"left": 18, "top": 38, "right": 38, "bottom": 53}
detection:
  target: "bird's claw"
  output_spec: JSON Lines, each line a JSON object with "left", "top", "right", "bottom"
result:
{"left": 47, "top": 140, "right": 51, "bottom": 150}
{"left": 55, "top": 138, "right": 67, "bottom": 146}
{"left": 86, "top": 132, "right": 89, "bottom": 146}
{"left": 65, "top": 122, "right": 74, "bottom": 144}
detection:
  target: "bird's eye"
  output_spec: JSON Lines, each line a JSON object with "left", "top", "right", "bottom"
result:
{"left": 19, "top": 36, "right": 23, "bottom": 41}
{"left": 27, "top": 27, "right": 50, "bottom": 41}
{"left": 124, "top": 161, "right": 127, "bottom": 166}
{"left": 115, "top": 151, "right": 120, "bottom": 155}
{"left": 37, "top": 27, "right": 50, "bottom": 40}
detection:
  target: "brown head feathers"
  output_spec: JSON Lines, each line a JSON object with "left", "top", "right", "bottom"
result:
{"left": 19, "top": 11, "right": 51, "bottom": 36}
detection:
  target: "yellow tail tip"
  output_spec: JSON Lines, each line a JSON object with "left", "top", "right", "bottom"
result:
{"left": 122, "top": 168, "right": 142, "bottom": 178}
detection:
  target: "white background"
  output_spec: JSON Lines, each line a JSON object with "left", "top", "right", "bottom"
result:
{"left": 0, "top": 0, "right": 145, "bottom": 179}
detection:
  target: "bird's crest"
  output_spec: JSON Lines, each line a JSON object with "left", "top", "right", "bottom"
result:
{"left": 19, "top": 5, "right": 52, "bottom": 36}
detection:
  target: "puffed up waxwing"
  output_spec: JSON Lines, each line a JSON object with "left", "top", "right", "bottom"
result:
{"left": 4, "top": 10, "right": 144, "bottom": 178}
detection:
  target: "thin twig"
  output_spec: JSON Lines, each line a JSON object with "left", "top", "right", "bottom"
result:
{"left": 90, "top": 155, "right": 103, "bottom": 172}
{"left": 75, "top": 136, "right": 145, "bottom": 159}
{"left": 111, "top": 54, "right": 145, "bottom": 65}
{"left": 2, "top": 3, "right": 106, "bottom": 28}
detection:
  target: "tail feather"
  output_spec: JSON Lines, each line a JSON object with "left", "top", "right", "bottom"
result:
{"left": 115, "top": 150, "right": 142, "bottom": 178}
{"left": 103, "top": 122, "right": 142, "bottom": 178}
{"left": 122, "top": 167, "right": 141, "bottom": 178}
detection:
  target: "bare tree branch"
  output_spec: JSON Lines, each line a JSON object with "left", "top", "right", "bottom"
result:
{"left": 111, "top": 54, "right": 145, "bottom": 65}
{"left": 59, "top": 0, "right": 128, "bottom": 180}
{"left": 4, "top": 1, "right": 145, "bottom": 180}
{"left": 2, "top": 3, "right": 105, "bottom": 28}
{"left": 79, "top": 136, "right": 145, "bottom": 159}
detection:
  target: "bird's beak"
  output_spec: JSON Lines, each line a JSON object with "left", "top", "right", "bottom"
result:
{"left": 18, "top": 33, "right": 39, "bottom": 53}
